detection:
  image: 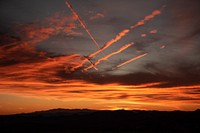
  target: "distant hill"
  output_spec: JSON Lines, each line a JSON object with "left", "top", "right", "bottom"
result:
{"left": 0, "top": 109, "right": 200, "bottom": 133}
{"left": 26, "top": 108, "right": 97, "bottom": 116}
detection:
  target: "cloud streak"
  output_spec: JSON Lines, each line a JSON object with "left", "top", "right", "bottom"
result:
{"left": 90, "top": 13, "right": 105, "bottom": 20}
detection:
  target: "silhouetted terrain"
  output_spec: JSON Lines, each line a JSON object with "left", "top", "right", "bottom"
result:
{"left": 0, "top": 109, "right": 200, "bottom": 133}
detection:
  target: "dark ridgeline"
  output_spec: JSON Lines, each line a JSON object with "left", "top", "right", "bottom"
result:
{"left": 0, "top": 109, "right": 200, "bottom": 133}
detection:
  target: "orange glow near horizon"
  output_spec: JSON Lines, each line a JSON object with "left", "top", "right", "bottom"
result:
{"left": 0, "top": 79, "right": 200, "bottom": 114}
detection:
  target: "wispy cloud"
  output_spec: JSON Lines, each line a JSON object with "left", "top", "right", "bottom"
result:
{"left": 90, "top": 13, "right": 105, "bottom": 20}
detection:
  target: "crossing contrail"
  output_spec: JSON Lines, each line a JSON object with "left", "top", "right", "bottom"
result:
{"left": 68, "top": 56, "right": 98, "bottom": 72}
{"left": 84, "top": 42, "right": 133, "bottom": 71}
{"left": 64, "top": 4, "right": 163, "bottom": 72}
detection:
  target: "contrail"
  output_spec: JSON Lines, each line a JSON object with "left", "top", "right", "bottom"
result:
{"left": 115, "top": 53, "right": 148, "bottom": 69}
{"left": 130, "top": 10, "right": 161, "bottom": 29}
{"left": 66, "top": 0, "right": 101, "bottom": 50}
{"left": 84, "top": 42, "right": 133, "bottom": 71}
{"left": 88, "top": 29, "right": 130, "bottom": 58}
{"left": 88, "top": 9, "right": 162, "bottom": 58}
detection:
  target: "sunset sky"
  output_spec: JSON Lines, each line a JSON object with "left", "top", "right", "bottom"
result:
{"left": 0, "top": 0, "right": 200, "bottom": 114}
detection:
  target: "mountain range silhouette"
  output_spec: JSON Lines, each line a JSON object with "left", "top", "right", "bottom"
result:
{"left": 0, "top": 108, "right": 200, "bottom": 133}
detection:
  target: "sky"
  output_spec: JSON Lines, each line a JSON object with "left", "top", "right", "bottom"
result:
{"left": 0, "top": 0, "right": 200, "bottom": 114}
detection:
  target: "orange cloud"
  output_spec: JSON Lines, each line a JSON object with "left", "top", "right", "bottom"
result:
{"left": 90, "top": 13, "right": 105, "bottom": 20}
{"left": 160, "top": 45, "right": 166, "bottom": 49}
{"left": 150, "top": 29, "right": 158, "bottom": 34}
{"left": 131, "top": 10, "right": 161, "bottom": 28}
{"left": 20, "top": 13, "right": 80, "bottom": 41}
{"left": 141, "top": 34, "right": 147, "bottom": 37}
{"left": 0, "top": 13, "right": 80, "bottom": 59}
{"left": 0, "top": 12, "right": 82, "bottom": 69}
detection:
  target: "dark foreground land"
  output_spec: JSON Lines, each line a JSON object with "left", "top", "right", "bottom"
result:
{"left": 0, "top": 109, "right": 200, "bottom": 133}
